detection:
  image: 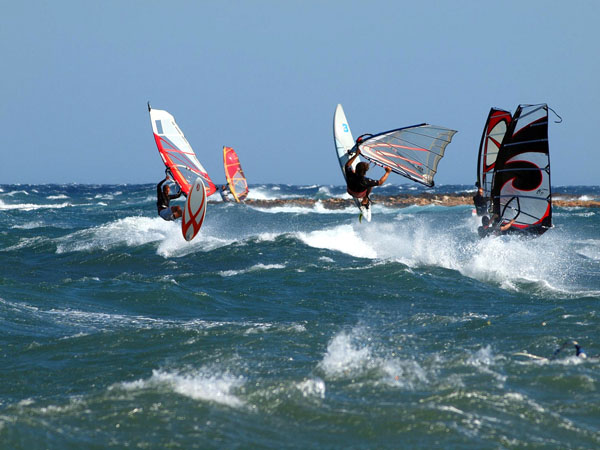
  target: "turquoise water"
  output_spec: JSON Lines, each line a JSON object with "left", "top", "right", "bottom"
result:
{"left": 1, "top": 184, "right": 599, "bottom": 448}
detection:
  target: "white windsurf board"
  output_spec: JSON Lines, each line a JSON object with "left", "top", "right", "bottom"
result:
{"left": 333, "top": 104, "right": 371, "bottom": 222}
{"left": 182, "top": 177, "right": 207, "bottom": 241}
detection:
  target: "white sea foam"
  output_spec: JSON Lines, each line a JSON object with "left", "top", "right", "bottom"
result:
{"left": 296, "top": 378, "right": 326, "bottom": 398}
{"left": 248, "top": 201, "right": 356, "bottom": 215}
{"left": 93, "top": 191, "right": 122, "bottom": 200}
{"left": 53, "top": 216, "right": 235, "bottom": 258}
{"left": 295, "top": 216, "right": 586, "bottom": 295}
{"left": 56, "top": 216, "right": 172, "bottom": 254}
{"left": 554, "top": 210, "right": 595, "bottom": 217}
{"left": 156, "top": 228, "right": 234, "bottom": 258}
{"left": 466, "top": 346, "right": 496, "bottom": 367}
{"left": 255, "top": 232, "right": 281, "bottom": 242}
{"left": 318, "top": 330, "right": 372, "bottom": 376}
{"left": 575, "top": 239, "right": 600, "bottom": 261}
{"left": 117, "top": 368, "right": 245, "bottom": 408}
{"left": 219, "top": 263, "right": 286, "bottom": 277}
{"left": 316, "top": 186, "right": 333, "bottom": 197}
{"left": 8, "top": 297, "right": 290, "bottom": 335}
{"left": 94, "top": 194, "right": 112, "bottom": 199}
{"left": 462, "top": 232, "right": 574, "bottom": 293}
{"left": 318, "top": 256, "right": 334, "bottom": 263}
{"left": 10, "top": 221, "right": 46, "bottom": 230}
{"left": 246, "top": 187, "right": 298, "bottom": 200}
{"left": 0, "top": 199, "right": 71, "bottom": 211}
{"left": 2, "top": 236, "right": 48, "bottom": 252}
{"left": 46, "top": 194, "right": 69, "bottom": 200}
{"left": 578, "top": 195, "right": 596, "bottom": 201}
{"left": 466, "top": 346, "right": 506, "bottom": 386}
{"left": 297, "top": 225, "right": 377, "bottom": 259}
{"left": 318, "top": 327, "right": 428, "bottom": 389}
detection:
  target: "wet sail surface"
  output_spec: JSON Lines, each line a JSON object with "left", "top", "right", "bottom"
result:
{"left": 491, "top": 104, "right": 552, "bottom": 234}
{"left": 359, "top": 125, "right": 457, "bottom": 187}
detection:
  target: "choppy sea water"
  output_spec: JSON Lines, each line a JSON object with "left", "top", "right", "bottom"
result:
{"left": 1, "top": 183, "right": 599, "bottom": 449}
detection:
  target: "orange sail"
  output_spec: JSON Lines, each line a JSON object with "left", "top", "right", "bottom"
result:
{"left": 223, "top": 146, "right": 249, "bottom": 202}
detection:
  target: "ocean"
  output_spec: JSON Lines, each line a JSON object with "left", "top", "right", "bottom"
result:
{"left": 1, "top": 183, "right": 599, "bottom": 449}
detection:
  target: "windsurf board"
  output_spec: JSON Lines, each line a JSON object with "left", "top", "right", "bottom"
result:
{"left": 182, "top": 177, "right": 207, "bottom": 241}
{"left": 333, "top": 104, "right": 371, "bottom": 222}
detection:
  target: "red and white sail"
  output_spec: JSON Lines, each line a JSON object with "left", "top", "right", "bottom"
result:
{"left": 149, "top": 106, "right": 216, "bottom": 196}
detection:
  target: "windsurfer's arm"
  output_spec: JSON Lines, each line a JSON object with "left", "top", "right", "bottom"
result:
{"left": 500, "top": 218, "right": 516, "bottom": 231}
{"left": 157, "top": 178, "right": 168, "bottom": 196}
{"left": 345, "top": 147, "right": 361, "bottom": 169}
{"left": 377, "top": 167, "right": 392, "bottom": 186}
{"left": 169, "top": 184, "right": 182, "bottom": 200}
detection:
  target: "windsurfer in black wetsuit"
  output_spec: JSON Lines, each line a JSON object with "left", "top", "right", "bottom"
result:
{"left": 345, "top": 137, "right": 391, "bottom": 208}
{"left": 473, "top": 185, "right": 489, "bottom": 216}
{"left": 157, "top": 171, "right": 183, "bottom": 221}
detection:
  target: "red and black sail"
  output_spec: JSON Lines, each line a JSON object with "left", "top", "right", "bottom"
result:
{"left": 477, "top": 108, "right": 512, "bottom": 200}
{"left": 490, "top": 104, "right": 552, "bottom": 234}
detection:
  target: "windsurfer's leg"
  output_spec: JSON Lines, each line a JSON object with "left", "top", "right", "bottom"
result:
{"left": 361, "top": 187, "right": 373, "bottom": 206}
{"left": 159, "top": 208, "right": 174, "bottom": 221}
{"left": 172, "top": 206, "right": 182, "bottom": 219}
{"left": 347, "top": 187, "right": 367, "bottom": 202}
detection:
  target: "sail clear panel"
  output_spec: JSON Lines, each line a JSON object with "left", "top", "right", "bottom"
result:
{"left": 359, "top": 125, "right": 457, "bottom": 187}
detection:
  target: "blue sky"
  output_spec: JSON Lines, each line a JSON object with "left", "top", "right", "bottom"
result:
{"left": 1, "top": 0, "right": 598, "bottom": 185}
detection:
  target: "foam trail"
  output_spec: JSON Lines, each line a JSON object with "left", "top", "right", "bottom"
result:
{"left": 249, "top": 202, "right": 355, "bottom": 215}
{"left": 52, "top": 216, "right": 236, "bottom": 257}
{"left": 298, "top": 225, "right": 377, "bottom": 259}
{"left": 219, "top": 263, "right": 286, "bottom": 277}
{"left": 117, "top": 368, "right": 245, "bottom": 408}
{"left": 47, "top": 194, "right": 69, "bottom": 199}
{"left": 318, "top": 330, "right": 372, "bottom": 377}
{"left": 0, "top": 199, "right": 71, "bottom": 211}
{"left": 296, "top": 217, "right": 589, "bottom": 295}
{"left": 318, "top": 327, "right": 428, "bottom": 389}
{"left": 246, "top": 187, "right": 298, "bottom": 200}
